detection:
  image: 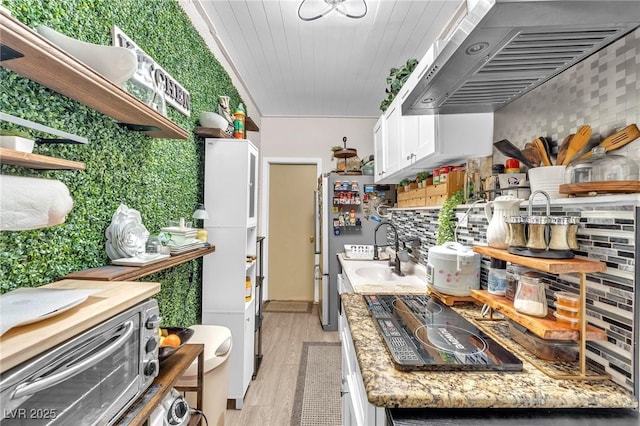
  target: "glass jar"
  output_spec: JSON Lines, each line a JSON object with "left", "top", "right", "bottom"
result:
{"left": 145, "top": 235, "right": 161, "bottom": 254}
{"left": 514, "top": 273, "right": 547, "bottom": 317}
{"left": 549, "top": 216, "right": 571, "bottom": 251}
{"left": 505, "top": 216, "right": 527, "bottom": 248}
{"left": 566, "top": 146, "right": 640, "bottom": 183}
{"left": 505, "top": 263, "right": 533, "bottom": 301}
{"left": 487, "top": 258, "right": 507, "bottom": 296}
{"left": 567, "top": 216, "right": 580, "bottom": 250}
{"left": 592, "top": 147, "right": 640, "bottom": 181}
{"left": 526, "top": 216, "right": 549, "bottom": 251}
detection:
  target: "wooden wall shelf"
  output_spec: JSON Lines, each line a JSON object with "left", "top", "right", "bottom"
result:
{"left": 245, "top": 117, "right": 259, "bottom": 132}
{"left": 115, "top": 344, "right": 204, "bottom": 426}
{"left": 472, "top": 245, "right": 608, "bottom": 380}
{"left": 471, "top": 290, "right": 606, "bottom": 341}
{"left": 472, "top": 246, "right": 607, "bottom": 274}
{"left": 62, "top": 246, "right": 215, "bottom": 282}
{"left": 0, "top": 9, "right": 188, "bottom": 140}
{"left": 0, "top": 147, "right": 85, "bottom": 170}
{"left": 194, "top": 126, "right": 230, "bottom": 138}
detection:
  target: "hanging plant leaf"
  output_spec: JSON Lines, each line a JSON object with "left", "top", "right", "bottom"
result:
{"left": 379, "top": 58, "right": 418, "bottom": 112}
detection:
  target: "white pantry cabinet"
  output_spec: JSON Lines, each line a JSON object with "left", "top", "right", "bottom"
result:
{"left": 202, "top": 138, "right": 258, "bottom": 408}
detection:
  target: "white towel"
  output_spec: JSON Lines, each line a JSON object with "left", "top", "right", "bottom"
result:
{"left": 0, "top": 175, "right": 73, "bottom": 231}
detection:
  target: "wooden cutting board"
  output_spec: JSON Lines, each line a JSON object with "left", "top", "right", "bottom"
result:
{"left": 559, "top": 181, "right": 640, "bottom": 196}
{"left": 0, "top": 280, "right": 160, "bottom": 372}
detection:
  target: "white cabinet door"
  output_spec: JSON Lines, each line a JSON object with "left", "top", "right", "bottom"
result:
{"left": 373, "top": 115, "right": 387, "bottom": 183}
{"left": 383, "top": 103, "right": 401, "bottom": 176}
{"left": 416, "top": 115, "right": 437, "bottom": 159}
{"left": 247, "top": 144, "right": 258, "bottom": 227}
{"left": 242, "top": 299, "right": 256, "bottom": 400}
{"left": 399, "top": 115, "right": 420, "bottom": 169}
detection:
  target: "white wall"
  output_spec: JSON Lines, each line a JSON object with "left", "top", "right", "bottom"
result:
{"left": 260, "top": 117, "right": 377, "bottom": 173}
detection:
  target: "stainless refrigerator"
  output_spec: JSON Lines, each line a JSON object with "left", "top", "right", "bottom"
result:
{"left": 314, "top": 173, "right": 389, "bottom": 331}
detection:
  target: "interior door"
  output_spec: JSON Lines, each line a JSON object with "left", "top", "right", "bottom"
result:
{"left": 267, "top": 163, "right": 317, "bottom": 301}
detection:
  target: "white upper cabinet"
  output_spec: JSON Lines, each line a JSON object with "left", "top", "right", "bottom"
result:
{"left": 204, "top": 139, "right": 258, "bottom": 228}
{"left": 373, "top": 115, "right": 386, "bottom": 182}
{"left": 382, "top": 101, "right": 401, "bottom": 178}
{"left": 373, "top": 41, "right": 494, "bottom": 181}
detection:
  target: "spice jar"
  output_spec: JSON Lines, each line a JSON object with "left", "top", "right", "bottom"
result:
{"left": 505, "top": 158, "right": 520, "bottom": 173}
{"left": 505, "top": 263, "right": 533, "bottom": 301}
{"left": 514, "top": 273, "right": 547, "bottom": 317}
{"left": 567, "top": 216, "right": 580, "bottom": 250}
{"left": 526, "top": 215, "right": 549, "bottom": 251}
{"left": 549, "top": 216, "right": 571, "bottom": 251}
{"left": 433, "top": 168, "right": 440, "bottom": 184}
{"left": 505, "top": 216, "right": 527, "bottom": 248}
{"left": 439, "top": 166, "right": 450, "bottom": 183}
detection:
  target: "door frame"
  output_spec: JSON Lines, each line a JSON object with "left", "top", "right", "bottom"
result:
{"left": 260, "top": 157, "right": 323, "bottom": 303}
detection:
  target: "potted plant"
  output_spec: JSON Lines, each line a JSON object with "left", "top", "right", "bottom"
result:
{"left": 416, "top": 171, "right": 429, "bottom": 188}
{"left": 398, "top": 178, "right": 409, "bottom": 193}
{"left": 379, "top": 58, "right": 419, "bottom": 112}
{"left": 436, "top": 190, "right": 465, "bottom": 245}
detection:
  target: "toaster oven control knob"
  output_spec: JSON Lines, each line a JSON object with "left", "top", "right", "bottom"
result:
{"left": 145, "top": 314, "right": 161, "bottom": 330}
{"left": 146, "top": 337, "right": 158, "bottom": 353}
{"left": 144, "top": 359, "right": 158, "bottom": 377}
{"left": 167, "top": 397, "right": 189, "bottom": 425}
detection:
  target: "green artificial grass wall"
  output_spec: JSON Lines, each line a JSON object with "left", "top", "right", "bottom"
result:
{"left": 0, "top": 0, "right": 243, "bottom": 327}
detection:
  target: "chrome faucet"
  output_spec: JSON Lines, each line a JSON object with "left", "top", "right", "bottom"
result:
{"left": 373, "top": 221, "right": 404, "bottom": 276}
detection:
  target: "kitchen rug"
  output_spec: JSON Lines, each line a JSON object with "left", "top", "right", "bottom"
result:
{"left": 264, "top": 300, "right": 312, "bottom": 313}
{"left": 291, "top": 342, "right": 342, "bottom": 426}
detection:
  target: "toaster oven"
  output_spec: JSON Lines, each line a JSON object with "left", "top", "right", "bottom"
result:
{"left": 1, "top": 298, "right": 160, "bottom": 425}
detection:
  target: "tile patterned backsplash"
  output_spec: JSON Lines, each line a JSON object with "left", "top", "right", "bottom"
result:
{"left": 493, "top": 27, "right": 640, "bottom": 166}
{"left": 382, "top": 25, "right": 639, "bottom": 397}
{"left": 387, "top": 203, "right": 637, "bottom": 394}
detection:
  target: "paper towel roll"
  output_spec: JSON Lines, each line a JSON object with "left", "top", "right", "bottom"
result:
{"left": 0, "top": 175, "right": 73, "bottom": 231}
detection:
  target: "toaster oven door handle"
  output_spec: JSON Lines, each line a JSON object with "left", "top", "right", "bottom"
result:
{"left": 12, "top": 320, "right": 135, "bottom": 400}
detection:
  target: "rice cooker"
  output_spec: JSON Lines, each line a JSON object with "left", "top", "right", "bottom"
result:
{"left": 426, "top": 242, "right": 481, "bottom": 296}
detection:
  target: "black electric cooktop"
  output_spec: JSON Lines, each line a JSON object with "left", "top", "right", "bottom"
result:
{"left": 364, "top": 295, "right": 522, "bottom": 372}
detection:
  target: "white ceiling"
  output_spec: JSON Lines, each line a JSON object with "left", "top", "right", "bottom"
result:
{"left": 191, "top": 0, "right": 461, "bottom": 118}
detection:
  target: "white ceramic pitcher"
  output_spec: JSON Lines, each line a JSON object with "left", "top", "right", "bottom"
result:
{"left": 484, "top": 195, "right": 523, "bottom": 249}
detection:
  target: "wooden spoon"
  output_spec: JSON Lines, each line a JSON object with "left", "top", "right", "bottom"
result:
{"left": 562, "top": 125, "right": 592, "bottom": 165}
{"left": 555, "top": 134, "right": 574, "bottom": 166}
{"left": 521, "top": 147, "right": 541, "bottom": 167}
{"left": 533, "top": 137, "right": 552, "bottom": 166}
{"left": 574, "top": 124, "right": 640, "bottom": 161}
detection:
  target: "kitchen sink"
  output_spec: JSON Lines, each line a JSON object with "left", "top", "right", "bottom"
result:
{"left": 353, "top": 263, "right": 425, "bottom": 286}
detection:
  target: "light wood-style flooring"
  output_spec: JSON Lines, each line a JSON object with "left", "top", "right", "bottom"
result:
{"left": 225, "top": 304, "right": 340, "bottom": 426}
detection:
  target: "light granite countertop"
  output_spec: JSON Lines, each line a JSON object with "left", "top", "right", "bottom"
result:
{"left": 341, "top": 292, "right": 638, "bottom": 409}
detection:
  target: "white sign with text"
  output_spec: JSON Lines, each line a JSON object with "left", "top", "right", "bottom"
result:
{"left": 112, "top": 25, "right": 191, "bottom": 116}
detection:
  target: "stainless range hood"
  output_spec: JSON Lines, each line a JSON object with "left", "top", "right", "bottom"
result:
{"left": 402, "top": 0, "right": 640, "bottom": 115}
